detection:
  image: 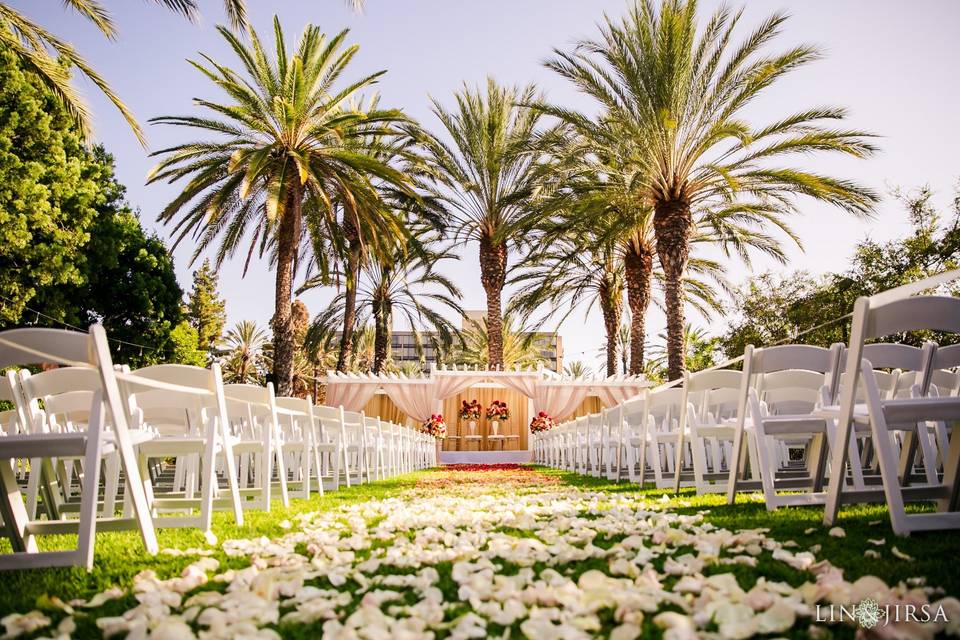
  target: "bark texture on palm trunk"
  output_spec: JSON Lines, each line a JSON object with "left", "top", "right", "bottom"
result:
{"left": 479, "top": 235, "right": 507, "bottom": 369}
{"left": 372, "top": 300, "right": 390, "bottom": 374}
{"left": 624, "top": 242, "right": 654, "bottom": 376}
{"left": 599, "top": 279, "right": 622, "bottom": 378}
{"left": 654, "top": 198, "right": 693, "bottom": 382}
{"left": 336, "top": 220, "right": 362, "bottom": 373}
{"left": 272, "top": 188, "right": 301, "bottom": 396}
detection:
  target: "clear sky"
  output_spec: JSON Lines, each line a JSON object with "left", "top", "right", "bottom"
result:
{"left": 16, "top": 0, "right": 960, "bottom": 372}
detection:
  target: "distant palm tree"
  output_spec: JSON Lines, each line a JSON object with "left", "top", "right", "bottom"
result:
{"left": 459, "top": 314, "right": 544, "bottom": 370}
{"left": 304, "top": 230, "right": 463, "bottom": 374}
{"left": 563, "top": 360, "right": 593, "bottom": 378}
{"left": 544, "top": 0, "right": 878, "bottom": 380}
{"left": 0, "top": 0, "right": 367, "bottom": 145}
{"left": 221, "top": 320, "right": 270, "bottom": 383}
{"left": 422, "top": 78, "right": 547, "bottom": 369}
{"left": 510, "top": 232, "right": 624, "bottom": 377}
{"left": 149, "top": 17, "right": 411, "bottom": 395}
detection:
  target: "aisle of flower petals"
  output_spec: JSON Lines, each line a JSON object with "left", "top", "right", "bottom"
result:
{"left": 4, "top": 465, "right": 959, "bottom": 639}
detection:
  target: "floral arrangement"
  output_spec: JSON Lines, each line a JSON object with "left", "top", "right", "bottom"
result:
{"left": 529, "top": 411, "right": 555, "bottom": 433}
{"left": 422, "top": 414, "right": 447, "bottom": 439}
{"left": 486, "top": 400, "right": 510, "bottom": 421}
{"left": 458, "top": 399, "right": 482, "bottom": 421}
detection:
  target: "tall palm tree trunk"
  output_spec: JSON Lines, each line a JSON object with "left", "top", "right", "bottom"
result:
{"left": 372, "top": 300, "right": 390, "bottom": 374}
{"left": 599, "top": 281, "right": 621, "bottom": 378}
{"left": 479, "top": 235, "right": 507, "bottom": 369}
{"left": 624, "top": 242, "right": 654, "bottom": 375}
{"left": 336, "top": 221, "right": 362, "bottom": 372}
{"left": 272, "top": 187, "right": 302, "bottom": 395}
{"left": 654, "top": 198, "right": 693, "bottom": 381}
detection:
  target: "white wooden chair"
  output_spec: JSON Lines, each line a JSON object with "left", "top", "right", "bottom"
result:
{"left": 0, "top": 326, "right": 157, "bottom": 570}
{"left": 311, "top": 404, "right": 343, "bottom": 491}
{"left": 726, "top": 343, "right": 844, "bottom": 509}
{"left": 602, "top": 405, "right": 623, "bottom": 480}
{"left": 274, "top": 396, "right": 320, "bottom": 499}
{"left": 340, "top": 410, "right": 366, "bottom": 485}
{"left": 672, "top": 369, "right": 750, "bottom": 494}
{"left": 122, "top": 363, "right": 244, "bottom": 530}
{"left": 222, "top": 383, "right": 288, "bottom": 512}
{"left": 823, "top": 294, "right": 960, "bottom": 535}
{"left": 362, "top": 415, "right": 384, "bottom": 481}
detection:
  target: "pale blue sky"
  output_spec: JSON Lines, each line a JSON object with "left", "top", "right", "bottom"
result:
{"left": 16, "top": 0, "right": 960, "bottom": 371}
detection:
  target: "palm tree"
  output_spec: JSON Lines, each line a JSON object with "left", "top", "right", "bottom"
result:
{"left": 544, "top": 0, "right": 878, "bottom": 380}
{"left": 221, "top": 320, "right": 269, "bottom": 383}
{"left": 422, "top": 78, "right": 547, "bottom": 369}
{"left": 510, "top": 232, "right": 624, "bottom": 376}
{"left": 149, "top": 18, "right": 412, "bottom": 395}
{"left": 459, "top": 314, "right": 544, "bottom": 370}
{"left": 563, "top": 360, "right": 593, "bottom": 378}
{"left": 0, "top": 0, "right": 367, "bottom": 145}
{"left": 304, "top": 230, "right": 463, "bottom": 374}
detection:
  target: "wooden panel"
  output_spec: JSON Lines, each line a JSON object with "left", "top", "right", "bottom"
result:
{"left": 441, "top": 387, "right": 530, "bottom": 452}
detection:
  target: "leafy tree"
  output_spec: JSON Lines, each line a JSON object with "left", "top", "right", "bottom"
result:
{"left": 0, "top": 48, "right": 183, "bottom": 365}
{"left": 544, "top": 0, "right": 878, "bottom": 380}
{"left": 150, "top": 18, "right": 412, "bottom": 395}
{"left": 168, "top": 320, "right": 205, "bottom": 367}
{"left": 563, "top": 360, "right": 593, "bottom": 378}
{"left": 720, "top": 183, "right": 960, "bottom": 357}
{"left": 458, "top": 314, "right": 544, "bottom": 370}
{"left": 422, "top": 79, "right": 547, "bottom": 369}
{"left": 186, "top": 259, "right": 226, "bottom": 357}
{"left": 647, "top": 324, "right": 721, "bottom": 382}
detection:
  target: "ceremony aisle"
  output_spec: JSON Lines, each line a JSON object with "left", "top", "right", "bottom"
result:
{"left": 1, "top": 466, "right": 959, "bottom": 639}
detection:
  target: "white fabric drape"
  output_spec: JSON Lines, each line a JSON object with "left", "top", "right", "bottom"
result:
{"left": 499, "top": 375, "right": 539, "bottom": 399}
{"left": 382, "top": 382, "right": 436, "bottom": 423}
{"left": 324, "top": 381, "right": 379, "bottom": 412}
{"left": 596, "top": 385, "right": 646, "bottom": 408}
{"left": 534, "top": 384, "right": 590, "bottom": 422}
{"left": 433, "top": 375, "right": 488, "bottom": 401}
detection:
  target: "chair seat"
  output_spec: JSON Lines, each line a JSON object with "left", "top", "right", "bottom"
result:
{"left": 0, "top": 432, "right": 89, "bottom": 458}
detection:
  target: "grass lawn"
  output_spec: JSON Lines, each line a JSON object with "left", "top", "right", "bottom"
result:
{"left": 0, "top": 466, "right": 957, "bottom": 639}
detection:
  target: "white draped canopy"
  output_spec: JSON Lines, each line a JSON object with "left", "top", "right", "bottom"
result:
{"left": 323, "top": 366, "right": 649, "bottom": 424}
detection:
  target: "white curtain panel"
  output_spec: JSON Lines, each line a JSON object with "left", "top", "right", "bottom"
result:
{"left": 534, "top": 384, "right": 590, "bottom": 422}
{"left": 324, "top": 381, "right": 380, "bottom": 412}
{"left": 433, "top": 374, "right": 488, "bottom": 401}
{"left": 596, "top": 385, "right": 646, "bottom": 408}
{"left": 382, "top": 382, "right": 437, "bottom": 423}
{"left": 499, "top": 374, "right": 539, "bottom": 399}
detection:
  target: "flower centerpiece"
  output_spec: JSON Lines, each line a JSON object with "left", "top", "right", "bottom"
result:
{"left": 459, "top": 399, "right": 481, "bottom": 435}
{"left": 422, "top": 414, "right": 447, "bottom": 440}
{"left": 529, "top": 411, "right": 555, "bottom": 434}
{"left": 486, "top": 400, "right": 510, "bottom": 436}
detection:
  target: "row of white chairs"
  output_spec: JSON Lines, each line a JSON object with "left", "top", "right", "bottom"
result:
{"left": 0, "top": 325, "right": 437, "bottom": 570}
{"left": 535, "top": 292, "right": 960, "bottom": 536}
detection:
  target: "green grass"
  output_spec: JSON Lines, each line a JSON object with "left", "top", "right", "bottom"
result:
{"left": 1, "top": 466, "right": 958, "bottom": 639}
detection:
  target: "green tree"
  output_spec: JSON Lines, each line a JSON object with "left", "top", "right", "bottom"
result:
{"left": 0, "top": 48, "right": 183, "bottom": 365}
{"left": 422, "top": 79, "right": 547, "bottom": 369}
{"left": 721, "top": 183, "right": 960, "bottom": 356}
{"left": 544, "top": 0, "right": 878, "bottom": 380}
{"left": 186, "top": 259, "right": 226, "bottom": 357}
{"left": 168, "top": 320, "right": 205, "bottom": 367}
{"left": 458, "top": 314, "right": 544, "bottom": 370}
{"left": 150, "top": 18, "right": 412, "bottom": 395}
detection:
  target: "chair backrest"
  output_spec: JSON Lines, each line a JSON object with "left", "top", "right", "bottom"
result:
{"left": 645, "top": 387, "right": 685, "bottom": 428}
{"left": 19, "top": 367, "right": 103, "bottom": 432}
{"left": 932, "top": 343, "right": 960, "bottom": 370}
{"left": 839, "top": 294, "right": 960, "bottom": 413}
{"left": 124, "top": 364, "right": 220, "bottom": 437}
{"left": 0, "top": 371, "right": 29, "bottom": 435}
{"left": 0, "top": 328, "right": 94, "bottom": 369}
{"left": 684, "top": 369, "right": 743, "bottom": 422}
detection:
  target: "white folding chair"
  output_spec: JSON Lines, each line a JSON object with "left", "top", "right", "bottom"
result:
{"left": 222, "top": 383, "right": 288, "bottom": 512}
{"left": 823, "top": 294, "right": 960, "bottom": 535}
{"left": 727, "top": 343, "right": 844, "bottom": 509}
{"left": 274, "top": 396, "right": 319, "bottom": 499}
{"left": 312, "top": 404, "right": 344, "bottom": 491}
{"left": 122, "top": 363, "right": 244, "bottom": 530}
{"left": 0, "top": 326, "right": 157, "bottom": 570}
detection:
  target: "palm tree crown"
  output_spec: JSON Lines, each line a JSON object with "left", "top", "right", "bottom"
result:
{"left": 543, "top": 0, "right": 878, "bottom": 379}
{"left": 149, "top": 17, "right": 412, "bottom": 394}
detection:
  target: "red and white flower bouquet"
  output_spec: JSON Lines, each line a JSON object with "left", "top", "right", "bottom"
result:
{"left": 422, "top": 414, "right": 447, "bottom": 439}
{"left": 458, "top": 399, "right": 481, "bottom": 421}
{"left": 529, "top": 411, "right": 555, "bottom": 433}
{"left": 486, "top": 400, "right": 510, "bottom": 421}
